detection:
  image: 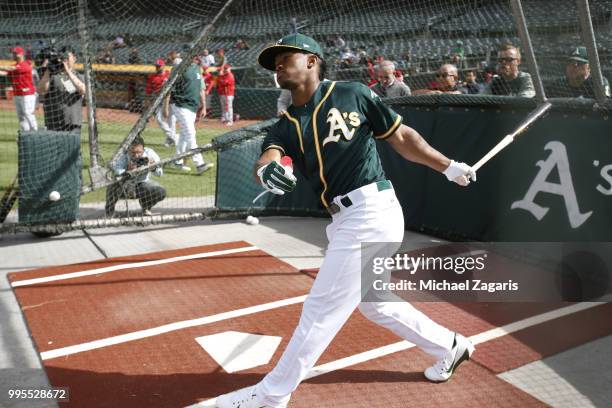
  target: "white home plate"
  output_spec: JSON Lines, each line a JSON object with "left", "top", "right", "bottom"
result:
{"left": 195, "top": 331, "right": 282, "bottom": 373}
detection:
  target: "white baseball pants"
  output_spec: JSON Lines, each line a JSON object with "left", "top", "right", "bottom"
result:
{"left": 256, "top": 182, "right": 455, "bottom": 407}
{"left": 14, "top": 94, "right": 38, "bottom": 131}
{"left": 155, "top": 106, "right": 176, "bottom": 144}
{"left": 220, "top": 95, "right": 234, "bottom": 124}
{"left": 171, "top": 104, "right": 204, "bottom": 167}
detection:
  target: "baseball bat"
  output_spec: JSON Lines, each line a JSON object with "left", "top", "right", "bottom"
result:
{"left": 0, "top": 176, "right": 18, "bottom": 224}
{"left": 472, "top": 101, "right": 552, "bottom": 172}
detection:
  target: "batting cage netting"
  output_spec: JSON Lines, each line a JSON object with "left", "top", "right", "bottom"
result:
{"left": 0, "top": 0, "right": 610, "bottom": 234}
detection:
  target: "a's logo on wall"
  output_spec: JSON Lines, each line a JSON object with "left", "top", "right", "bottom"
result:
{"left": 323, "top": 108, "right": 361, "bottom": 146}
{"left": 511, "top": 141, "right": 592, "bottom": 229}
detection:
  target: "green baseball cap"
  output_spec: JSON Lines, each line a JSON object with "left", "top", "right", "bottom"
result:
{"left": 258, "top": 33, "right": 323, "bottom": 71}
{"left": 569, "top": 46, "right": 589, "bottom": 64}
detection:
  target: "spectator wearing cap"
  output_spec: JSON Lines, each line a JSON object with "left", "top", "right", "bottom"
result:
{"left": 0, "top": 46, "right": 38, "bottom": 131}
{"left": 370, "top": 60, "right": 411, "bottom": 98}
{"left": 548, "top": 46, "right": 611, "bottom": 99}
{"left": 484, "top": 44, "right": 535, "bottom": 97}
{"left": 146, "top": 59, "right": 176, "bottom": 146}
{"left": 217, "top": 64, "right": 236, "bottom": 126}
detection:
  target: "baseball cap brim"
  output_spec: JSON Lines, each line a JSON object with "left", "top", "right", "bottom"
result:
{"left": 258, "top": 45, "right": 318, "bottom": 71}
{"left": 569, "top": 56, "right": 589, "bottom": 64}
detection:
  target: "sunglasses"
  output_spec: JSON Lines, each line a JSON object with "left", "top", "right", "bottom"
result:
{"left": 437, "top": 73, "right": 456, "bottom": 78}
{"left": 498, "top": 57, "right": 518, "bottom": 63}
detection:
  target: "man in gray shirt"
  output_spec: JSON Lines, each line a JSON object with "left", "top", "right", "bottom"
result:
{"left": 37, "top": 46, "right": 85, "bottom": 131}
{"left": 370, "top": 60, "right": 411, "bottom": 98}
{"left": 484, "top": 44, "right": 535, "bottom": 98}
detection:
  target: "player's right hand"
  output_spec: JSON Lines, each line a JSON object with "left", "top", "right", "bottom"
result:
{"left": 257, "top": 161, "right": 297, "bottom": 195}
{"left": 443, "top": 160, "right": 476, "bottom": 186}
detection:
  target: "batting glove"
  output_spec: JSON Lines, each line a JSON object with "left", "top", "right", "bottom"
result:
{"left": 257, "top": 161, "right": 297, "bottom": 195}
{"left": 443, "top": 160, "right": 476, "bottom": 186}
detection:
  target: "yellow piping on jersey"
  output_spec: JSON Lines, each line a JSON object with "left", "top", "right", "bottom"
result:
{"left": 312, "top": 81, "right": 336, "bottom": 208}
{"left": 374, "top": 115, "right": 402, "bottom": 140}
{"left": 283, "top": 112, "right": 304, "bottom": 154}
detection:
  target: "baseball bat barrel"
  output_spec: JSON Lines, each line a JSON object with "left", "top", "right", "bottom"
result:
{"left": 471, "top": 101, "right": 552, "bottom": 173}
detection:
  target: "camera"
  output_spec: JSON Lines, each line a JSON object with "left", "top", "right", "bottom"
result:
{"left": 35, "top": 46, "right": 69, "bottom": 75}
{"left": 132, "top": 157, "right": 149, "bottom": 167}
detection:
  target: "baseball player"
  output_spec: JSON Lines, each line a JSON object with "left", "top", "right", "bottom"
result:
{"left": 217, "top": 33, "right": 476, "bottom": 408}
{"left": 164, "top": 54, "right": 213, "bottom": 174}
{"left": 146, "top": 59, "right": 176, "bottom": 147}
{"left": 217, "top": 64, "right": 235, "bottom": 126}
{"left": 0, "top": 46, "right": 38, "bottom": 131}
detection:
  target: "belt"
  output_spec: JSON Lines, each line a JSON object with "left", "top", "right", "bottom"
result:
{"left": 327, "top": 180, "right": 392, "bottom": 215}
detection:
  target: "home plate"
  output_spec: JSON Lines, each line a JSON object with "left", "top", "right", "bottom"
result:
{"left": 195, "top": 331, "right": 282, "bottom": 373}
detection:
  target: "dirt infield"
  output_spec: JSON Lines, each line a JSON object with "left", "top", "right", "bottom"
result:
{"left": 0, "top": 99, "right": 261, "bottom": 132}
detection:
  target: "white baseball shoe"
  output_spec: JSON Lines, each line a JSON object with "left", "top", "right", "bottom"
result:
{"left": 424, "top": 333, "right": 474, "bottom": 382}
{"left": 216, "top": 385, "right": 264, "bottom": 408}
{"left": 197, "top": 162, "right": 215, "bottom": 175}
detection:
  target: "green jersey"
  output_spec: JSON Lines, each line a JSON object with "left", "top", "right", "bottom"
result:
{"left": 170, "top": 63, "right": 202, "bottom": 112}
{"left": 262, "top": 81, "right": 402, "bottom": 208}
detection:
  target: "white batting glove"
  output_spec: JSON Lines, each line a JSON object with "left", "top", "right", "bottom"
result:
{"left": 443, "top": 160, "right": 476, "bottom": 186}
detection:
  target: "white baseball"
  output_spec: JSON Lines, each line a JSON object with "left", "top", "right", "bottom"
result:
{"left": 49, "top": 191, "right": 61, "bottom": 201}
{"left": 246, "top": 215, "right": 259, "bottom": 225}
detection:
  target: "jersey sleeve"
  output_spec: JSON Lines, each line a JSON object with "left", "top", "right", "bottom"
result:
{"left": 261, "top": 121, "right": 287, "bottom": 156}
{"left": 357, "top": 83, "right": 402, "bottom": 140}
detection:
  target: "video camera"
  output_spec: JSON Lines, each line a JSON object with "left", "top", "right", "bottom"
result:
{"left": 35, "top": 46, "right": 69, "bottom": 75}
{"left": 132, "top": 157, "right": 149, "bottom": 167}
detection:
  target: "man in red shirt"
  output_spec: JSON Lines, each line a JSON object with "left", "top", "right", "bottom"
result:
{"left": 217, "top": 64, "right": 235, "bottom": 126}
{"left": 0, "top": 46, "right": 38, "bottom": 131}
{"left": 145, "top": 59, "right": 176, "bottom": 146}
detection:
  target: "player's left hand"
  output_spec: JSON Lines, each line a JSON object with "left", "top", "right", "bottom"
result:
{"left": 257, "top": 161, "right": 297, "bottom": 195}
{"left": 443, "top": 160, "right": 476, "bottom": 186}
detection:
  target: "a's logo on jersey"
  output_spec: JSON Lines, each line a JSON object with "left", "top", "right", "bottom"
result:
{"left": 323, "top": 108, "right": 361, "bottom": 147}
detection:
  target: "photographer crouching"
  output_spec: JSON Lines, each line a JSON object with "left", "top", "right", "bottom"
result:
{"left": 105, "top": 136, "right": 166, "bottom": 217}
{"left": 36, "top": 45, "right": 85, "bottom": 132}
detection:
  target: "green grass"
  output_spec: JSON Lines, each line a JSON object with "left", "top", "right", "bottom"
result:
{"left": 0, "top": 108, "right": 226, "bottom": 204}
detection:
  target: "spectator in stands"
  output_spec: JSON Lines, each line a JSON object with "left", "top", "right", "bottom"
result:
{"left": 356, "top": 46, "right": 368, "bottom": 64}
{"left": 339, "top": 48, "right": 358, "bottom": 68}
{"left": 111, "top": 35, "right": 126, "bottom": 49}
{"left": 370, "top": 60, "right": 411, "bottom": 98}
{"left": 0, "top": 46, "right": 38, "bottom": 131}
{"left": 128, "top": 48, "right": 142, "bottom": 64}
{"left": 105, "top": 136, "right": 166, "bottom": 217}
{"left": 146, "top": 59, "right": 176, "bottom": 147}
{"left": 217, "top": 64, "right": 236, "bottom": 126}
{"left": 215, "top": 48, "right": 226, "bottom": 67}
{"left": 413, "top": 64, "right": 466, "bottom": 95}
{"left": 37, "top": 45, "right": 85, "bottom": 132}
{"left": 451, "top": 40, "right": 466, "bottom": 69}
{"left": 484, "top": 44, "right": 535, "bottom": 97}
{"left": 164, "top": 54, "right": 212, "bottom": 174}
{"left": 549, "top": 46, "right": 611, "bottom": 99}
{"left": 200, "top": 49, "right": 215, "bottom": 68}
{"left": 334, "top": 35, "right": 346, "bottom": 49}
{"left": 96, "top": 48, "right": 116, "bottom": 64}
{"left": 461, "top": 69, "right": 484, "bottom": 94}
{"left": 235, "top": 38, "right": 250, "bottom": 50}
{"left": 167, "top": 50, "right": 182, "bottom": 66}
